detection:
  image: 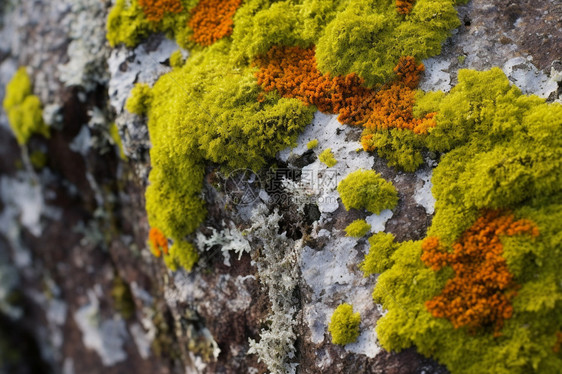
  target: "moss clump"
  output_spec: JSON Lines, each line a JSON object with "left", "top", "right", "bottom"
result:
{"left": 169, "top": 50, "right": 185, "bottom": 68}
{"left": 108, "top": 123, "right": 127, "bottom": 161}
{"left": 315, "top": 0, "right": 460, "bottom": 87}
{"left": 3, "top": 68, "right": 49, "bottom": 145}
{"left": 370, "top": 69, "right": 562, "bottom": 374}
{"left": 29, "top": 151, "right": 47, "bottom": 169}
{"left": 165, "top": 240, "right": 199, "bottom": 271}
{"left": 362, "top": 128, "right": 425, "bottom": 172}
{"left": 125, "top": 83, "right": 152, "bottom": 115}
{"left": 137, "top": 40, "right": 314, "bottom": 242}
{"left": 318, "top": 148, "right": 337, "bottom": 167}
{"left": 328, "top": 303, "right": 361, "bottom": 345}
{"left": 337, "top": 169, "right": 398, "bottom": 214}
{"left": 345, "top": 219, "right": 371, "bottom": 237}
{"left": 108, "top": 0, "right": 461, "bottom": 88}
{"left": 361, "top": 232, "right": 398, "bottom": 275}
{"left": 106, "top": 0, "right": 198, "bottom": 48}
{"left": 306, "top": 139, "right": 318, "bottom": 149}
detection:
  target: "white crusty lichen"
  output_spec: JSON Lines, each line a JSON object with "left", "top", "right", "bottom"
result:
{"left": 74, "top": 289, "right": 128, "bottom": 366}
{"left": 247, "top": 205, "right": 301, "bottom": 374}
{"left": 59, "top": 0, "right": 110, "bottom": 91}
{"left": 196, "top": 221, "right": 252, "bottom": 266}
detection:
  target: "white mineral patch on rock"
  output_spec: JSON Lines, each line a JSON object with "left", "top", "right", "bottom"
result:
{"left": 365, "top": 209, "right": 393, "bottom": 233}
{"left": 0, "top": 172, "right": 48, "bottom": 238}
{"left": 503, "top": 57, "right": 559, "bottom": 99}
{"left": 279, "top": 112, "right": 375, "bottom": 214}
{"left": 108, "top": 38, "right": 180, "bottom": 112}
{"left": 130, "top": 323, "right": 151, "bottom": 360}
{"left": 414, "top": 169, "right": 436, "bottom": 215}
{"left": 301, "top": 234, "right": 381, "bottom": 359}
{"left": 69, "top": 126, "right": 91, "bottom": 156}
{"left": 420, "top": 58, "right": 452, "bottom": 92}
{"left": 74, "top": 290, "right": 128, "bottom": 366}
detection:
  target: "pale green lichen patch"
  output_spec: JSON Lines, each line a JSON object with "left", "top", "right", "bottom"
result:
{"left": 328, "top": 303, "right": 361, "bottom": 346}
{"left": 3, "top": 68, "right": 50, "bottom": 145}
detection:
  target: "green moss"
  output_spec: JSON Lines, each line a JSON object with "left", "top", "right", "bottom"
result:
{"left": 141, "top": 40, "right": 314, "bottom": 241}
{"left": 106, "top": 0, "right": 198, "bottom": 48}
{"left": 315, "top": 0, "right": 460, "bottom": 87}
{"left": 328, "top": 303, "right": 361, "bottom": 345}
{"left": 361, "top": 232, "right": 398, "bottom": 275}
{"left": 108, "top": 0, "right": 461, "bottom": 88}
{"left": 370, "top": 69, "right": 562, "bottom": 374}
{"left": 29, "top": 151, "right": 47, "bottom": 169}
{"left": 109, "top": 123, "right": 127, "bottom": 161}
{"left": 3, "top": 68, "right": 49, "bottom": 145}
{"left": 167, "top": 240, "right": 199, "bottom": 271}
{"left": 106, "top": 0, "right": 150, "bottom": 48}
{"left": 337, "top": 169, "right": 398, "bottom": 214}
{"left": 169, "top": 50, "right": 185, "bottom": 68}
{"left": 318, "top": 148, "right": 337, "bottom": 167}
{"left": 126, "top": 83, "right": 152, "bottom": 115}
{"left": 365, "top": 128, "right": 425, "bottom": 172}
{"left": 306, "top": 139, "right": 319, "bottom": 149}
{"left": 345, "top": 219, "right": 371, "bottom": 237}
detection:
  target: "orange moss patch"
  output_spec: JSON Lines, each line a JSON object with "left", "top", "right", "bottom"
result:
{"left": 421, "top": 211, "right": 539, "bottom": 334}
{"left": 396, "top": 0, "right": 416, "bottom": 15}
{"left": 149, "top": 227, "right": 169, "bottom": 257}
{"left": 188, "top": 0, "right": 243, "bottom": 46}
{"left": 138, "top": 0, "right": 183, "bottom": 22}
{"left": 253, "top": 46, "right": 436, "bottom": 148}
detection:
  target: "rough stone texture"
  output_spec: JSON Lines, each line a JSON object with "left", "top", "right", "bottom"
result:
{"left": 0, "top": 0, "right": 560, "bottom": 374}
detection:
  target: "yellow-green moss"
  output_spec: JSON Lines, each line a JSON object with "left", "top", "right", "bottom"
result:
{"left": 126, "top": 83, "right": 152, "bottom": 115}
{"left": 137, "top": 40, "right": 314, "bottom": 241}
{"left": 306, "top": 139, "right": 319, "bottom": 149}
{"left": 29, "top": 151, "right": 47, "bottom": 169}
{"left": 167, "top": 240, "right": 199, "bottom": 271}
{"left": 108, "top": 0, "right": 461, "bottom": 89}
{"left": 106, "top": 0, "right": 198, "bottom": 48}
{"left": 318, "top": 148, "right": 337, "bottom": 167}
{"left": 169, "top": 50, "right": 185, "bottom": 68}
{"left": 370, "top": 69, "right": 562, "bottom": 374}
{"left": 109, "top": 123, "right": 127, "bottom": 161}
{"left": 360, "top": 232, "right": 398, "bottom": 275}
{"left": 3, "top": 68, "right": 49, "bottom": 145}
{"left": 328, "top": 303, "right": 361, "bottom": 346}
{"left": 345, "top": 219, "right": 371, "bottom": 237}
{"left": 315, "top": 0, "right": 460, "bottom": 87}
{"left": 337, "top": 169, "right": 398, "bottom": 214}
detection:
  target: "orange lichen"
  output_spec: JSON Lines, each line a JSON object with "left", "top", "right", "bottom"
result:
{"left": 188, "top": 0, "right": 243, "bottom": 46}
{"left": 421, "top": 211, "right": 539, "bottom": 334}
{"left": 253, "top": 46, "right": 436, "bottom": 148}
{"left": 149, "top": 227, "right": 169, "bottom": 257}
{"left": 138, "top": 0, "right": 183, "bottom": 22}
{"left": 396, "top": 0, "right": 416, "bottom": 15}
